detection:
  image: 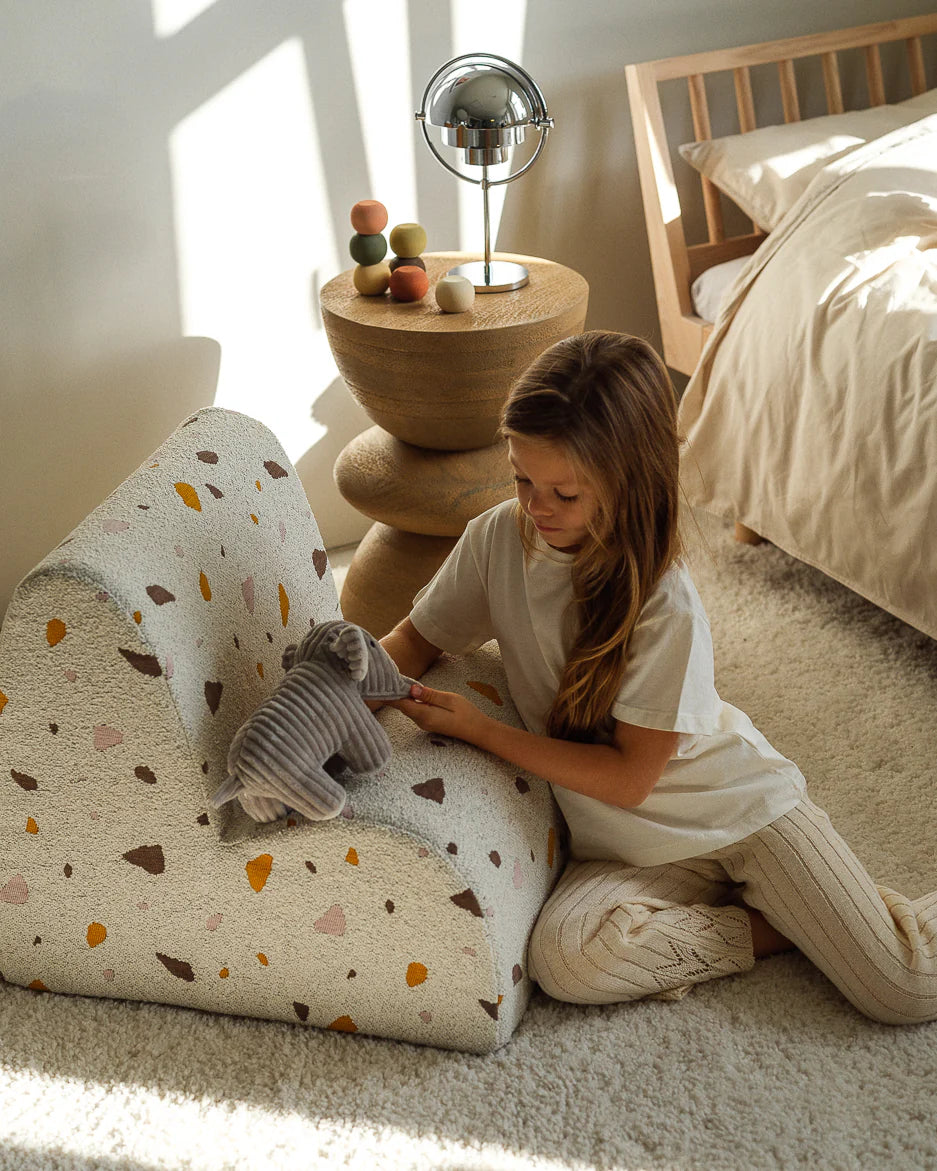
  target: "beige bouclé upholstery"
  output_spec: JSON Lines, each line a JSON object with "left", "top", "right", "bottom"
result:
{"left": 0, "top": 407, "right": 565, "bottom": 1053}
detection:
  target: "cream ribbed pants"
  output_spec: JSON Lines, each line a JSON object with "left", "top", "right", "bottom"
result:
{"left": 528, "top": 798, "right": 937, "bottom": 1024}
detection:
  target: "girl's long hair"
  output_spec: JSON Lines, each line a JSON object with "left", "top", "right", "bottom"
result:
{"left": 500, "top": 330, "right": 684, "bottom": 741}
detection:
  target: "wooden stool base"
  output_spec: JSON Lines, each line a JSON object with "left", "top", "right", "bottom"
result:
{"left": 335, "top": 426, "right": 513, "bottom": 537}
{"left": 340, "top": 523, "right": 457, "bottom": 639}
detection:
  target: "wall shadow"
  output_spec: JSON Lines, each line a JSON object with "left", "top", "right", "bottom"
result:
{"left": 0, "top": 336, "right": 220, "bottom": 615}
{"left": 0, "top": 0, "right": 429, "bottom": 621}
{"left": 293, "top": 375, "right": 372, "bottom": 550}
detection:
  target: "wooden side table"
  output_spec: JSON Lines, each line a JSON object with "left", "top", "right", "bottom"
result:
{"left": 321, "top": 252, "right": 589, "bottom": 636}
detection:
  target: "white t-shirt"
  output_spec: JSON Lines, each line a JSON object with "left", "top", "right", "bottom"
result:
{"left": 409, "top": 499, "right": 806, "bottom": 867}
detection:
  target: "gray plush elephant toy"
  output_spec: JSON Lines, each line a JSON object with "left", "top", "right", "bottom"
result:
{"left": 212, "top": 620, "right": 416, "bottom": 823}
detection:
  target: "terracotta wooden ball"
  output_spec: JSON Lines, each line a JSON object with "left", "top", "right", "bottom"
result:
{"left": 389, "top": 222, "right": 427, "bottom": 258}
{"left": 350, "top": 200, "right": 388, "bottom": 234}
{"left": 353, "top": 261, "right": 391, "bottom": 296}
{"left": 389, "top": 265, "right": 429, "bottom": 302}
{"left": 435, "top": 273, "right": 475, "bottom": 314}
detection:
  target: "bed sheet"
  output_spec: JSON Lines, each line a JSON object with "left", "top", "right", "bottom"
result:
{"left": 679, "top": 114, "right": 937, "bottom": 638}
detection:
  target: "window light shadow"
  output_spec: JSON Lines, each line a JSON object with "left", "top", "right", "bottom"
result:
{"left": 151, "top": 0, "right": 218, "bottom": 39}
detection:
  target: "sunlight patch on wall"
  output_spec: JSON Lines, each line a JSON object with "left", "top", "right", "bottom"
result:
{"left": 151, "top": 0, "right": 217, "bottom": 38}
{"left": 450, "top": 0, "right": 528, "bottom": 256}
{"left": 342, "top": 0, "right": 418, "bottom": 229}
{"left": 169, "top": 39, "right": 340, "bottom": 463}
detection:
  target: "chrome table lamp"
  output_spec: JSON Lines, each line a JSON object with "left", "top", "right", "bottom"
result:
{"left": 415, "top": 52, "right": 554, "bottom": 292}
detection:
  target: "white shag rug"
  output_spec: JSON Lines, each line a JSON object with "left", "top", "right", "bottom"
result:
{"left": 3, "top": 512, "right": 936, "bottom": 1171}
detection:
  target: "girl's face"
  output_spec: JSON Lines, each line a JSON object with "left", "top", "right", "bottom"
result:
{"left": 508, "top": 437, "right": 597, "bottom": 553}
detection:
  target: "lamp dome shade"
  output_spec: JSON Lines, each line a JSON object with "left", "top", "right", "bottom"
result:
{"left": 424, "top": 54, "right": 549, "bottom": 166}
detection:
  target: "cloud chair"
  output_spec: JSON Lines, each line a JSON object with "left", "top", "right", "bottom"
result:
{"left": 0, "top": 407, "right": 565, "bottom": 1053}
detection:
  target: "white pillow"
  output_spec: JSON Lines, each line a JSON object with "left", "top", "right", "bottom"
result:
{"left": 690, "top": 255, "right": 750, "bottom": 323}
{"left": 678, "top": 99, "right": 931, "bottom": 231}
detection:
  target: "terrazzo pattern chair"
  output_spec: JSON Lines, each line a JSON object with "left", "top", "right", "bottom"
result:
{"left": 0, "top": 407, "right": 565, "bottom": 1053}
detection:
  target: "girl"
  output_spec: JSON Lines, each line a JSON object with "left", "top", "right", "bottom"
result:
{"left": 380, "top": 330, "right": 937, "bottom": 1024}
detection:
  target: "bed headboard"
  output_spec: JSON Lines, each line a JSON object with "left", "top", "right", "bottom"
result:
{"left": 625, "top": 15, "right": 937, "bottom": 375}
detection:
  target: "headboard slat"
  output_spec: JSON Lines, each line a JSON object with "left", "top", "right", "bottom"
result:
{"left": 687, "top": 74, "right": 726, "bottom": 246}
{"left": 778, "top": 59, "right": 801, "bottom": 122}
{"left": 701, "top": 179, "right": 726, "bottom": 246}
{"left": 822, "top": 51, "right": 845, "bottom": 113}
{"left": 734, "top": 66, "right": 757, "bottom": 132}
{"left": 687, "top": 73, "right": 712, "bottom": 138}
{"left": 865, "top": 44, "right": 886, "bottom": 105}
{"left": 733, "top": 67, "right": 762, "bottom": 234}
{"left": 907, "top": 36, "right": 928, "bottom": 95}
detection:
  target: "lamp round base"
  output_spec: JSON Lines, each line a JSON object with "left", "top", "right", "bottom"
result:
{"left": 447, "top": 260, "right": 529, "bottom": 293}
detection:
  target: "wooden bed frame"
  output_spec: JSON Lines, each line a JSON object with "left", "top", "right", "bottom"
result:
{"left": 625, "top": 14, "right": 937, "bottom": 378}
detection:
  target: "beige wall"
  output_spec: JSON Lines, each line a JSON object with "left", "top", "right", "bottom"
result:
{"left": 2, "top": 0, "right": 934, "bottom": 620}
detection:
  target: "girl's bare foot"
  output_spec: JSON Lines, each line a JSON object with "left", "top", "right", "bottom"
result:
{"left": 746, "top": 908, "right": 795, "bottom": 957}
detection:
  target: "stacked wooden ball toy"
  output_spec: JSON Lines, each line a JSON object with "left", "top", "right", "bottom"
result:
{"left": 349, "top": 201, "right": 432, "bottom": 303}
{"left": 350, "top": 201, "right": 392, "bottom": 295}
{"left": 387, "top": 222, "right": 428, "bottom": 303}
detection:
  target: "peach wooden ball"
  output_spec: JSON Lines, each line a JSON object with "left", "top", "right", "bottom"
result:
{"left": 350, "top": 200, "right": 388, "bottom": 235}
{"left": 389, "top": 265, "right": 429, "bottom": 302}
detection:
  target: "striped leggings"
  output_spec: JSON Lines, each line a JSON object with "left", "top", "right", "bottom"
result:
{"left": 527, "top": 798, "right": 937, "bottom": 1024}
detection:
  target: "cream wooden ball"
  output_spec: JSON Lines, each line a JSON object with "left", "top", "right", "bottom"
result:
{"left": 435, "top": 273, "right": 475, "bottom": 314}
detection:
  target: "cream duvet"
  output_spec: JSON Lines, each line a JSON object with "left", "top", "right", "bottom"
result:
{"left": 679, "top": 114, "right": 937, "bottom": 639}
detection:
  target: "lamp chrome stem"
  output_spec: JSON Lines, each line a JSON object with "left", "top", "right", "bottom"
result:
{"left": 482, "top": 167, "right": 491, "bottom": 285}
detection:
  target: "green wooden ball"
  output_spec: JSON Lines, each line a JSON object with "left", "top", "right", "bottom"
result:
{"left": 349, "top": 233, "right": 387, "bottom": 266}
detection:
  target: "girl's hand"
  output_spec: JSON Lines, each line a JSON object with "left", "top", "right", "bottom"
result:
{"left": 388, "top": 683, "right": 491, "bottom": 745}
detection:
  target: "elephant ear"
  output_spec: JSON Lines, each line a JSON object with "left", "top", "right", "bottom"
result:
{"left": 281, "top": 644, "right": 299, "bottom": 672}
{"left": 325, "top": 624, "right": 369, "bottom": 682}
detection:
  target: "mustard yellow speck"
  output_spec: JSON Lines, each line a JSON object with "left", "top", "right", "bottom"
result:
{"left": 175, "top": 483, "right": 202, "bottom": 511}
{"left": 46, "top": 619, "right": 66, "bottom": 646}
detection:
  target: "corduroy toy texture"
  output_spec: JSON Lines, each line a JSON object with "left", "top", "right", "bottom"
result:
{"left": 212, "top": 620, "right": 416, "bottom": 823}
{"left": 0, "top": 407, "right": 566, "bottom": 1053}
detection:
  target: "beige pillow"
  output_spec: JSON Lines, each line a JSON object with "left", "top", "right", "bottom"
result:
{"left": 896, "top": 87, "right": 937, "bottom": 114}
{"left": 678, "top": 101, "right": 926, "bottom": 231}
